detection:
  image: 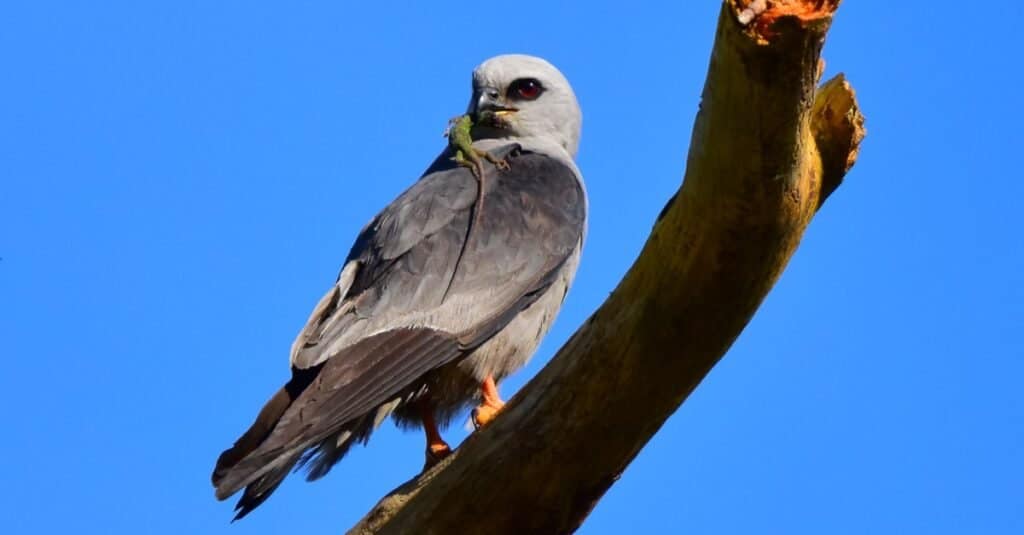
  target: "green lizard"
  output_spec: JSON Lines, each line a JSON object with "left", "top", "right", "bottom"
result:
{"left": 445, "top": 113, "right": 510, "bottom": 179}
{"left": 443, "top": 113, "right": 510, "bottom": 257}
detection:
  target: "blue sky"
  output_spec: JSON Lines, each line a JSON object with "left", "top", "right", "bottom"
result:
{"left": 2, "top": 1, "right": 1022, "bottom": 533}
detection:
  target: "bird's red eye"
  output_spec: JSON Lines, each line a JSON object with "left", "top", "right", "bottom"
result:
{"left": 508, "top": 78, "right": 544, "bottom": 101}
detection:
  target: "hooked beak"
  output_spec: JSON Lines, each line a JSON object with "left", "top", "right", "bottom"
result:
{"left": 471, "top": 88, "right": 518, "bottom": 127}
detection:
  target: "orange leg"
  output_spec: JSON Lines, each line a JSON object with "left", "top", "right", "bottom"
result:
{"left": 471, "top": 375, "right": 506, "bottom": 429}
{"left": 418, "top": 398, "right": 451, "bottom": 468}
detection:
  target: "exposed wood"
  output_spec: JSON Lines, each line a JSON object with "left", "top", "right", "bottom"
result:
{"left": 349, "top": 1, "right": 864, "bottom": 533}
{"left": 813, "top": 73, "right": 865, "bottom": 206}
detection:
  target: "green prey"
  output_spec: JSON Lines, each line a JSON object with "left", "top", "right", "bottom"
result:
{"left": 440, "top": 113, "right": 511, "bottom": 291}
{"left": 445, "top": 113, "right": 511, "bottom": 179}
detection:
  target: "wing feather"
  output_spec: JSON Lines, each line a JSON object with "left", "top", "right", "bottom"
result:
{"left": 214, "top": 145, "right": 586, "bottom": 506}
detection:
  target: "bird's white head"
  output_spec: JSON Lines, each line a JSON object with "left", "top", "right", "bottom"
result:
{"left": 468, "top": 54, "right": 582, "bottom": 158}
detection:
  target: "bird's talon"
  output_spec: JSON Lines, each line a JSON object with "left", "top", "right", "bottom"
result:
{"left": 471, "top": 402, "right": 504, "bottom": 430}
{"left": 423, "top": 441, "right": 452, "bottom": 469}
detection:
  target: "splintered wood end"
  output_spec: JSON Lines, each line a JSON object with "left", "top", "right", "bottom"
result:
{"left": 732, "top": 0, "right": 841, "bottom": 43}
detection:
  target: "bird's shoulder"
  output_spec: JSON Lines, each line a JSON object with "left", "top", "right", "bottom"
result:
{"left": 347, "top": 143, "right": 582, "bottom": 278}
{"left": 290, "top": 144, "right": 583, "bottom": 368}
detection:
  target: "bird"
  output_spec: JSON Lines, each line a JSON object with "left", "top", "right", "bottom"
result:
{"left": 211, "top": 54, "right": 587, "bottom": 520}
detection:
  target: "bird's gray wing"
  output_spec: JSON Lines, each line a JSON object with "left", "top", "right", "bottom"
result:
{"left": 214, "top": 144, "right": 585, "bottom": 498}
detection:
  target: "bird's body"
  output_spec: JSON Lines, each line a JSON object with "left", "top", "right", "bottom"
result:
{"left": 212, "top": 54, "right": 586, "bottom": 519}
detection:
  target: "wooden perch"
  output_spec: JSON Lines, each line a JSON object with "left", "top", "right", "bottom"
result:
{"left": 349, "top": 1, "right": 864, "bottom": 533}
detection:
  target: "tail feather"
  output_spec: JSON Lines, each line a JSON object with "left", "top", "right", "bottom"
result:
{"left": 230, "top": 454, "right": 301, "bottom": 521}
{"left": 212, "top": 366, "right": 320, "bottom": 500}
{"left": 298, "top": 396, "right": 402, "bottom": 481}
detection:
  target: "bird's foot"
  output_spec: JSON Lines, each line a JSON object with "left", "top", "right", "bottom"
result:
{"left": 472, "top": 375, "right": 505, "bottom": 429}
{"left": 423, "top": 440, "right": 452, "bottom": 470}
{"left": 471, "top": 400, "right": 505, "bottom": 429}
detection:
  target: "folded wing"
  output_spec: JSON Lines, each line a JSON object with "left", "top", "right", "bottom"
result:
{"left": 212, "top": 145, "right": 586, "bottom": 514}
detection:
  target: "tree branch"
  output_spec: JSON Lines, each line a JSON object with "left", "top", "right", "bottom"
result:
{"left": 349, "top": 1, "right": 864, "bottom": 533}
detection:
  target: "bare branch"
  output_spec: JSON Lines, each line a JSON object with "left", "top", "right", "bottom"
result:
{"left": 349, "top": 1, "right": 864, "bottom": 533}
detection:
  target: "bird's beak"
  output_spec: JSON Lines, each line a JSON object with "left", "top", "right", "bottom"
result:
{"left": 471, "top": 88, "right": 517, "bottom": 127}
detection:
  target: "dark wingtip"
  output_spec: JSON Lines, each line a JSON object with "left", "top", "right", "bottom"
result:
{"left": 230, "top": 485, "right": 267, "bottom": 522}
{"left": 228, "top": 466, "right": 293, "bottom": 522}
{"left": 231, "top": 502, "right": 255, "bottom": 522}
{"left": 211, "top": 366, "right": 322, "bottom": 500}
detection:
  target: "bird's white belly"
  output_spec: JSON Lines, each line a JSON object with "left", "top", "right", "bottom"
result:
{"left": 455, "top": 242, "right": 581, "bottom": 382}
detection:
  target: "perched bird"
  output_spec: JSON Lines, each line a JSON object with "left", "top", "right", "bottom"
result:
{"left": 211, "top": 54, "right": 587, "bottom": 519}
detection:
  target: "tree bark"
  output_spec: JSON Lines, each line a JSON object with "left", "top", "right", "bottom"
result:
{"left": 349, "top": 1, "right": 865, "bottom": 533}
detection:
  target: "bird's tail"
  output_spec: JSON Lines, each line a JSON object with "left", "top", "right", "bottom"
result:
{"left": 211, "top": 366, "right": 319, "bottom": 518}
{"left": 226, "top": 453, "right": 301, "bottom": 521}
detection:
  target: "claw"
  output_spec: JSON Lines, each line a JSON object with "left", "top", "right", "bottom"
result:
{"left": 424, "top": 441, "right": 452, "bottom": 469}
{"left": 471, "top": 375, "right": 505, "bottom": 429}
{"left": 471, "top": 403, "right": 504, "bottom": 429}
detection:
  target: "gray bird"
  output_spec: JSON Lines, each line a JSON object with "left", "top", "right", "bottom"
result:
{"left": 212, "top": 54, "right": 586, "bottom": 519}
